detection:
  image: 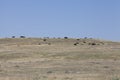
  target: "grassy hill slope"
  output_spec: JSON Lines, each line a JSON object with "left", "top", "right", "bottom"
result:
{"left": 0, "top": 38, "right": 120, "bottom": 80}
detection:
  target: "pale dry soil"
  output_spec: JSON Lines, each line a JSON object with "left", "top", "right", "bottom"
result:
{"left": 0, "top": 38, "right": 120, "bottom": 80}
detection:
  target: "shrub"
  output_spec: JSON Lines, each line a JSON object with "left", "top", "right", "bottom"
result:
{"left": 91, "top": 43, "right": 96, "bottom": 45}
{"left": 20, "top": 36, "right": 26, "bottom": 38}
{"left": 64, "top": 37, "right": 68, "bottom": 39}
{"left": 84, "top": 37, "right": 87, "bottom": 39}
{"left": 12, "top": 36, "right": 15, "bottom": 38}
{"left": 38, "top": 43, "right": 41, "bottom": 45}
{"left": 47, "top": 43, "right": 51, "bottom": 45}
{"left": 43, "top": 39, "right": 47, "bottom": 41}
{"left": 83, "top": 41, "right": 86, "bottom": 43}
{"left": 89, "top": 42, "right": 96, "bottom": 45}
{"left": 47, "top": 71, "right": 52, "bottom": 74}
{"left": 74, "top": 42, "right": 79, "bottom": 46}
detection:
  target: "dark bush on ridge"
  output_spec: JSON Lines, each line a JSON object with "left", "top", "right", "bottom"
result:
{"left": 84, "top": 37, "right": 87, "bottom": 39}
{"left": 20, "top": 36, "right": 26, "bottom": 38}
{"left": 64, "top": 37, "right": 68, "bottom": 39}
{"left": 12, "top": 36, "right": 15, "bottom": 38}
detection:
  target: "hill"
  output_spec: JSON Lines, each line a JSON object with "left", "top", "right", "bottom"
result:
{"left": 0, "top": 38, "right": 120, "bottom": 80}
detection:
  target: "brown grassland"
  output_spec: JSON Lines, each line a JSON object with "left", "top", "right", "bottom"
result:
{"left": 0, "top": 38, "right": 120, "bottom": 80}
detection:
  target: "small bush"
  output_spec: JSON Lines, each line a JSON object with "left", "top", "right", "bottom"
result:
{"left": 47, "top": 43, "right": 51, "bottom": 45}
{"left": 14, "top": 65, "right": 20, "bottom": 68}
{"left": 91, "top": 43, "right": 96, "bottom": 45}
{"left": 64, "top": 37, "right": 68, "bottom": 39}
{"left": 83, "top": 41, "right": 86, "bottom": 43}
{"left": 74, "top": 42, "right": 79, "bottom": 46}
{"left": 57, "top": 37, "right": 61, "bottom": 39}
{"left": 38, "top": 43, "right": 41, "bottom": 45}
{"left": 12, "top": 36, "right": 15, "bottom": 38}
{"left": 100, "top": 42, "right": 104, "bottom": 45}
{"left": 89, "top": 42, "right": 96, "bottom": 45}
{"left": 84, "top": 37, "right": 87, "bottom": 39}
{"left": 20, "top": 36, "right": 26, "bottom": 38}
{"left": 43, "top": 39, "right": 47, "bottom": 41}
{"left": 47, "top": 71, "right": 53, "bottom": 74}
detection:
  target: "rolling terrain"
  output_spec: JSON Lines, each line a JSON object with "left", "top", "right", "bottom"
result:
{"left": 0, "top": 38, "right": 120, "bottom": 80}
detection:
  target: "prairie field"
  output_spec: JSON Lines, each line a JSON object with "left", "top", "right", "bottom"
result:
{"left": 0, "top": 38, "right": 120, "bottom": 80}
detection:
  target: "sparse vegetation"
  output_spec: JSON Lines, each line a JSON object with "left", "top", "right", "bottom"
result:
{"left": 112, "top": 77, "right": 120, "bottom": 80}
{"left": 0, "top": 38, "right": 120, "bottom": 80}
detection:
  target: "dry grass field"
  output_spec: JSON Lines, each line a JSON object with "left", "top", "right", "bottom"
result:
{"left": 0, "top": 38, "right": 120, "bottom": 80}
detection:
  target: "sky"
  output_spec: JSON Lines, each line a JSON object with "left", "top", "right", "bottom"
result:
{"left": 0, "top": 0, "right": 120, "bottom": 41}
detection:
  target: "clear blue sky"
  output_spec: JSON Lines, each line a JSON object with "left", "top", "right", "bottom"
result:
{"left": 0, "top": 0, "right": 120, "bottom": 41}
